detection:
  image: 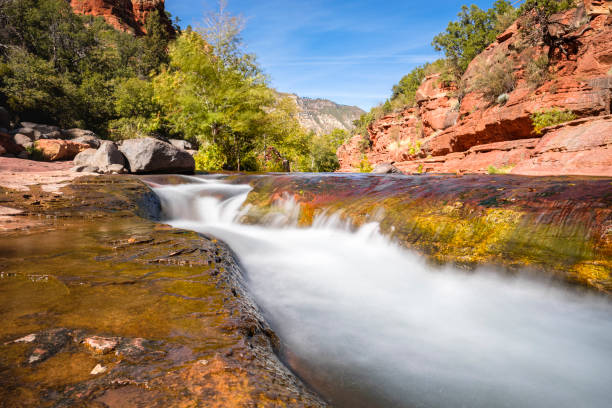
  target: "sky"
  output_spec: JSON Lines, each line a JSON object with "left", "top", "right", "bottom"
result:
{"left": 165, "top": 0, "right": 498, "bottom": 111}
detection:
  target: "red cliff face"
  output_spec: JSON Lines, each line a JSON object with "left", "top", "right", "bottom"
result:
{"left": 70, "top": 0, "right": 174, "bottom": 36}
{"left": 338, "top": 1, "right": 612, "bottom": 176}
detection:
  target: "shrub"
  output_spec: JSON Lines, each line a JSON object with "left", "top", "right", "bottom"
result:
{"left": 194, "top": 144, "right": 226, "bottom": 172}
{"left": 432, "top": 1, "right": 515, "bottom": 76}
{"left": 25, "top": 145, "right": 45, "bottom": 161}
{"left": 487, "top": 164, "right": 515, "bottom": 174}
{"left": 531, "top": 108, "right": 577, "bottom": 134}
{"left": 391, "top": 59, "right": 448, "bottom": 106}
{"left": 526, "top": 54, "right": 551, "bottom": 88}
{"left": 107, "top": 117, "right": 159, "bottom": 140}
{"left": 359, "top": 155, "right": 373, "bottom": 173}
{"left": 518, "top": 0, "right": 577, "bottom": 47}
{"left": 469, "top": 56, "right": 516, "bottom": 102}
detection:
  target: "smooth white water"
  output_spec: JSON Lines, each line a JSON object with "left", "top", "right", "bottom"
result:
{"left": 153, "top": 176, "right": 612, "bottom": 408}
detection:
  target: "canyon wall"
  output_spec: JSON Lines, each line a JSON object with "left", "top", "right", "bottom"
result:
{"left": 70, "top": 0, "right": 174, "bottom": 36}
{"left": 338, "top": 1, "right": 612, "bottom": 176}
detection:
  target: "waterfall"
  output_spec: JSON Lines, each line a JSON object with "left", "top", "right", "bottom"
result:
{"left": 153, "top": 175, "right": 612, "bottom": 408}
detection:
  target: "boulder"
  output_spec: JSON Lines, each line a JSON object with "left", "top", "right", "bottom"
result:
{"left": 40, "top": 130, "right": 63, "bottom": 140}
{"left": 62, "top": 128, "right": 101, "bottom": 147}
{"left": 372, "top": 163, "right": 402, "bottom": 174}
{"left": 20, "top": 122, "right": 60, "bottom": 135}
{"left": 0, "top": 131, "right": 25, "bottom": 155}
{"left": 62, "top": 128, "right": 96, "bottom": 139}
{"left": 169, "top": 139, "right": 193, "bottom": 151}
{"left": 13, "top": 133, "right": 33, "bottom": 149}
{"left": 90, "top": 141, "right": 127, "bottom": 168}
{"left": 71, "top": 135, "right": 101, "bottom": 148}
{"left": 73, "top": 148, "right": 97, "bottom": 166}
{"left": 35, "top": 139, "right": 90, "bottom": 161}
{"left": 0, "top": 106, "right": 9, "bottom": 129}
{"left": 119, "top": 137, "right": 195, "bottom": 174}
{"left": 13, "top": 127, "right": 42, "bottom": 140}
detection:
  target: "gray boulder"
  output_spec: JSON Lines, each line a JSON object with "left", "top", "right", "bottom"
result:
{"left": 40, "top": 130, "right": 62, "bottom": 140}
{"left": 71, "top": 135, "right": 101, "bottom": 148}
{"left": 169, "top": 139, "right": 193, "bottom": 151}
{"left": 73, "top": 141, "right": 127, "bottom": 170}
{"left": 13, "top": 127, "right": 42, "bottom": 140}
{"left": 60, "top": 128, "right": 101, "bottom": 147}
{"left": 91, "top": 141, "right": 126, "bottom": 168}
{"left": 372, "top": 163, "right": 402, "bottom": 174}
{"left": 20, "top": 122, "right": 60, "bottom": 136}
{"left": 119, "top": 137, "right": 195, "bottom": 174}
{"left": 0, "top": 107, "right": 9, "bottom": 129}
{"left": 13, "top": 133, "right": 33, "bottom": 149}
{"left": 62, "top": 128, "right": 95, "bottom": 138}
{"left": 73, "top": 149, "right": 97, "bottom": 166}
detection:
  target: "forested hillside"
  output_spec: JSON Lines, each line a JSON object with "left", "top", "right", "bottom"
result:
{"left": 0, "top": 0, "right": 346, "bottom": 172}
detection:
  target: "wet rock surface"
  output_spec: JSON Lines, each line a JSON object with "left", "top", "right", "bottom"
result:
{"left": 0, "top": 176, "right": 326, "bottom": 407}
{"left": 229, "top": 173, "right": 612, "bottom": 293}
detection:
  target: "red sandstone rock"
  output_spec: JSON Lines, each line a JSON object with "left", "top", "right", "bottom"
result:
{"left": 584, "top": 0, "right": 612, "bottom": 16}
{"left": 35, "top": 139, "right": 90, "bottom": 161}
{"left": 70, "top": 0, "right": 174, "bottom": 36}
{"left": 337, "top": 1, "right": 612, "bottom": 177}
{"left": 511, "top": 115, "right": 612, "bottom": 176}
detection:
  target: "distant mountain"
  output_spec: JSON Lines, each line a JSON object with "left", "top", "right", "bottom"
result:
{"left": 283, "top": 94, "right": 365, "bottom": 135}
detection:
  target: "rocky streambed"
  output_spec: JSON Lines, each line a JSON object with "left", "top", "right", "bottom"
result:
{"left": 1, "top": 171, "right": 611, "bottom": 407}
{"left": 0, "top": 175, "right": 325, "bottom": 407}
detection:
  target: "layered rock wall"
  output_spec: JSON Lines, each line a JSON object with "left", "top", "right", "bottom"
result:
{"left": 338, "top": 1, "right": 612, "bottom": 176}
{"left": 70, "top": 0, "right": 174, "bottom": 36}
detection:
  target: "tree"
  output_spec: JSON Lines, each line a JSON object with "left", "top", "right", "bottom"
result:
{"left": 432, "top": 0, "right": 515, "bottom": 76}
{"left": 153, "top": 29, "right": 273, "bottom": 170}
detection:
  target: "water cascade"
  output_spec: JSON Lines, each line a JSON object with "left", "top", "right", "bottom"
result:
{"left": 152, "top": 175, "right": 612, "bottom": 408}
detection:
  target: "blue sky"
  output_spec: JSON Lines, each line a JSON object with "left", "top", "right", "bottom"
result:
{"left": 166, "top": 0, "right": 497, "bottom": 110}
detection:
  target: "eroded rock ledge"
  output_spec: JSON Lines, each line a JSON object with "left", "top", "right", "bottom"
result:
{"left": 338, "top": 2, "right": 612, "bottom": 176}
{"left": 0, "top": 176, "right": 325, "bottom": 407}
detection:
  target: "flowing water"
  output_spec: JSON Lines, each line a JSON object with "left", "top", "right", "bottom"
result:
{"left": 151, "top": 174, "right": 612, "bottom": 408}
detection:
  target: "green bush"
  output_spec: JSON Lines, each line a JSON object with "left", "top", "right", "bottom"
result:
{"left": 107, "top": 117, "right": 159, "bottom": 141}
{"left": 469, "top": 55, "right": 516, "bottom": 102}
{"left": 531, "top": 108, "right": 577, "bottom": 134}
{"left": 526, "top": 54, "right": 551, "bottom": 88}
{"left": 487, "top": 164, "right": 514, "bottom": 174}
{"left": 194, "top": 144, "right": 226, "bottom": 172}
{"left": 359, "top": 155, "right": 373, "bottom": 173}
{"left": 432, "top": 0, "right": 515, "bottom": 76}
{"left": 25, "top": 145, "right": 45, "bottom": 161}
{"left": 518, "top": 0, "right": 577, "bottom": 47}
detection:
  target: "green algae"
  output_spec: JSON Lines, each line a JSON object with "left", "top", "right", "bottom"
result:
{"left": 237, "top": 174, "right": 612, "bottom": 292}
{"left": 0, "top": 176, "right": 326, "bottom": 408}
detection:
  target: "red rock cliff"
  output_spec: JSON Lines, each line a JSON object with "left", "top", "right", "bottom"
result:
{"left": 70, "top": 0, "right": 174, "bottom": 36}
{"left": 338, "top": 1, "right": 612, "bottom": 176}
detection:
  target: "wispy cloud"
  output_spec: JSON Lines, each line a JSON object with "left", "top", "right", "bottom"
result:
{"left": 166, "top": 0, "right": 452, "bottom": 110}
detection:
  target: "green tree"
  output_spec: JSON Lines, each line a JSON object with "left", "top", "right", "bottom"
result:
{"left": 432, "top": 0, "right": 515, "bottom": 76}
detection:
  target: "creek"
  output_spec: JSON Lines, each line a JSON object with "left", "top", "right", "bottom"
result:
{"left": 152, "top": 174, "right": 612, "bottom": 408}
